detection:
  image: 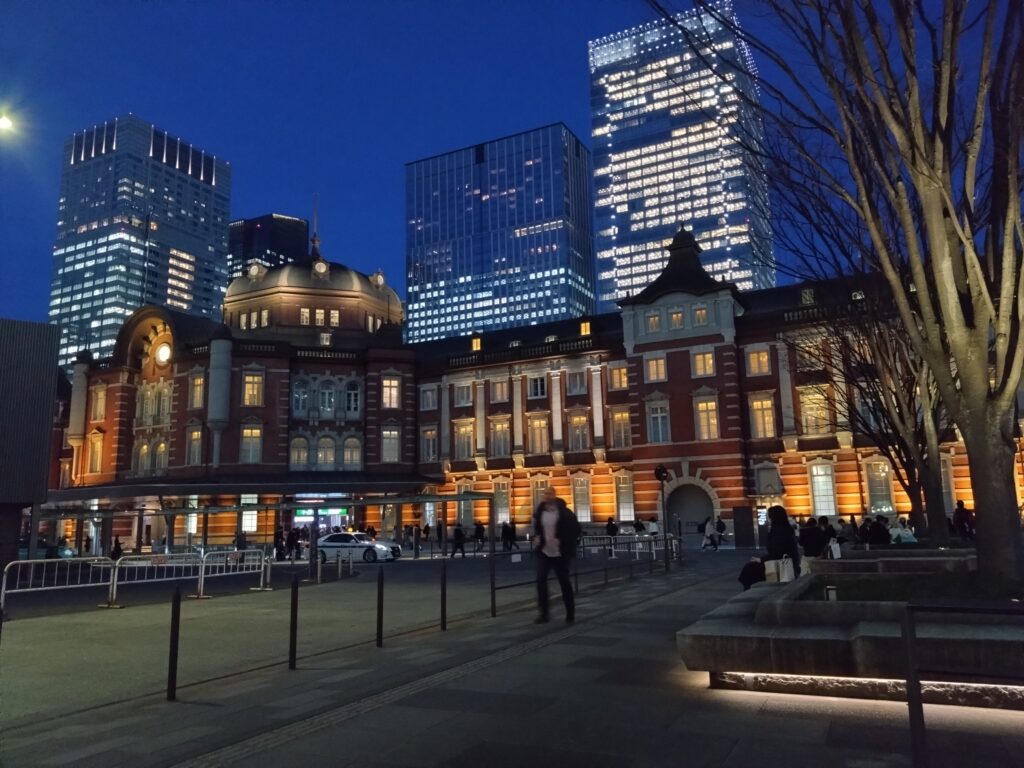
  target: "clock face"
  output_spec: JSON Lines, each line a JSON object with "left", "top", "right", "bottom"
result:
{"left": 313, "top": 261, "right": 328, "bottom": 274}
{"left": 154, "top": 342, "right": 172, "bottom": 365}
{"left": 248, "top": 264, "right": 261, "bottom": 277}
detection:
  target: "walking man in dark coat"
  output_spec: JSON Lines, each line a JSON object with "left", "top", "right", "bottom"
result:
{"left": 532, "top": 487, "right": 580, "bottom": 625}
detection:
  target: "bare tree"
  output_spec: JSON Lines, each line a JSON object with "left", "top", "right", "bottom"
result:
{"left": 652, "top": 0, "right": 1024, "bottom": 584}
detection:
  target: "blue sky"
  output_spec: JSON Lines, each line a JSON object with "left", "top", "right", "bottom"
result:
{"left": 0, "top": 0, "right": 769, "bottom": 322}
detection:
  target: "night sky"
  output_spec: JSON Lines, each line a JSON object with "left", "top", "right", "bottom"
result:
{"left": 0, "top": 0, "right": 773, "bottom": 323}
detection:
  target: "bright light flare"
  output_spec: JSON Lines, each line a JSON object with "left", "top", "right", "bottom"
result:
{"left": 0, "top": 115, "right": 13, "bottom": 131}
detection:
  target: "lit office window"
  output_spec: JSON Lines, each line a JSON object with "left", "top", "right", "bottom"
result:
{"left": 491, "top": 380, "right": 509, "bottom": 402}
{"left": 809, "top": 463, "right": 837, "bottom": 516}
{"left": 528, "top": 414, "right": 549, "bottom": 454}
{"left": 747, "top": 349, "right": 770, "bottom": 375}
{"left": 243, "top": 373, "right": 264, "bottom": 406}
{"left": 420, "top": 428, "right": 438, "bottom": 462}
{"left": 749, "top": 395, "right": 776, "bottom": 439}
{"left": 490, "top": 420, "right": 511, "bottom": 457}
{"left": 646, "top": 357, "right": 667, "bottom": 382}
{"left": 240, "top": 425, "right": 262, "bottom": 463}
{"left": 800, "top": 388, "right": 830, "bottom": 434}
{"left": 609, "top": 364, "right": 629, "bottom": 390}
{"left": 610, "top": 408, "right": 631, "bottom": 448}
{"left": 568, "top": 413, "right": 590, "bottom": 452}
{"left": 694, "top": 398, "right": 719, "bottom": 440}
{"left": 187, "top": 427, "right": 202, "bottom": 465}
{"left": 454, "top": 422, "right": 474, "bottom": 460}
{"left": 382, "top": 376, "right": 400, "bottom": 409}
{"left": 300, "top": 308, "right": 310, "bottom": 326}
{"left": 572, "top": 476, "right": 592, "bottom": 522}
{"left": 381, "top": 427, "right": 400, "bottom": 463}
{"left": 615, "top": 474, "right": 635, "bottom": 521}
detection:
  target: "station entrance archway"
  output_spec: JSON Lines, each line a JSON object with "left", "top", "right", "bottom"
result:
{"left": 667, "top": 484, "right": 715, "bottom": 547}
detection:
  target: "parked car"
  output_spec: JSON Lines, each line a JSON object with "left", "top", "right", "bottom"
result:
{"left": 316, "top": 532, "right": 395, "bottom": 563}
{"left": 365, "top": 534, "right": 403, "bottom": 560}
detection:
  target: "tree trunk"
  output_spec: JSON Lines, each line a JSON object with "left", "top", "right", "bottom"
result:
{"left": 905, "top": 479, "right": 928, "bottom": 539}
{"left": 959, "top": 419, "right": 1024, "bottom": 589}
{"left": 920, "top": 463, "right": 949, "bottom": 546}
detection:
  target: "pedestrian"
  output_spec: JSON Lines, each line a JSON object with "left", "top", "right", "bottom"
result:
{"left": 532, "top": 486, "right": 580, "bottom": 624}
{"left": 84, "top": 535, "right": 93, "bottom": 555}
{"left": 111, "top": 536, "right": 123, "bottom": 560}
{"left": 868, "top": 515, "right": 891, "bottom": 546}
{"left": 647, "top": 517, "right": 660, "bottom": 536}
{"left": 715, "top": 516, "right": 727, "bottom": 544}
{"left": 605, "top": 518, "right": 619, "bottom": 537}
{"left": 799, "top": 517, "right": 826, "bottom": 558}
{"left": 274, "top": 527, "right": 286, "bottom": 561}
{"left": 285, "top": 528, "right": 298, "bottom": 560}
{"left": 952, "top": 500, "right": 975, "bottom": 541}
{"left": 818, "top": 516, "right": 836, "bottom": 543}
{"left": 423, "top": 523, "right": 431, "bottom": 542}
{"left": 632, "top": 519, "right": 645, "bottom": 534}
{"left": 509, "top": 520, "right": 521, "bottom": 550}
{"left": 451, "top": 523, "right": 467, "bottom": 558}
{"left": 366, "top": 525, "right": 377, "bottom": 540}
{"left": 738, "top": 505, "right": 801, "bottom": 590}
{"left": 404, "top": 524, "right": 414, "bottom": 549}
{"left": 501, "top": 521, "right": 513, "bottom": 551}
{"left": 858, "top": 515, "right": 872, "bottom": 544}
{"left": 474, "top": 521, "right": 486, "bottom": 552}
{"left": 700, "top": 516, "right": 719, "bottom": 551}
{"left": 892, "top": 518, "right": 918, "bottom": 544}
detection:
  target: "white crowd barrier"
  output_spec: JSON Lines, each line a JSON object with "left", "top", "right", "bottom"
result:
{"left": 196, "top": 550, "right": 268, "bottom": 597}
{"left": 1, "top": 557, "right": 115, "bottom": 613}
{"left": 108, "top": 553, "right": 203, "bottom": 605}
{"left": 579, "top": 534, "right": 674, "bottom": 560}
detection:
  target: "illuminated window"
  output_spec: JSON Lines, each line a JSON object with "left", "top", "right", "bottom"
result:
{"left": 615, "top": 474, "right": 635, "bottom": 521}
{"left": 645, "top": 356, "right": 667, "bottom": 382}
{"left": 290, "top": 437, "right": 308, "bottom": 468}
{"left": 566, "top": 371, "right": 587, "bottom": 395}
{"left": 187, "top": 514, "right": 198, "bottom": 535}
{"left": 315, "top": 309, "right": 325, "bottom": 327}
{"left": 316, "top": 437, "right": 336, "bottom": 467}
{"left": 646, "top": 312, "right": 661, "bottom": 332}
{"left": 292, "top": 380, "right": 309, "bottom": 414}
{"left": 528, "top": 376, "right": 547, "bottom": 399}
{"left": 420, "top": 386, "right": 438, "bottom": 410}
{"left": 865, "top": 460, "right": 894, "bottom": 514}
{"left": 693, "top": 351, "right": 715, "bottom": 377}
{"left": 249, "top": 311, "right": 257, "bottom": 329}
{"left": 329, "top": 309, "right": 339, "bottom": 327}
{"left": 300, "top": 308, "right": 310, "bottom": 326}
{"left": 455, "top": 422, "right": 474, "bottom": 460}
{"left": 189, "top": 373, "right": 204, "bottom": 409}
{"left": 240, "top": 425, "right": 262, "bottom": 463}
{"left": 494, "top": 479, "right": 511, "bottom": 523}
{"left": 809, "top": 463, "right": 837, "bottom": 516}
{"left": 528, "top": 414, "right": 549, "bottom": 454}
{"left": 694, "top": 398, "right": 719, "bottom": 440}
{"left": 669, "top": 310, "right": 684, "bottom": 329}
{"left": 531, "top": 478, "right": 548, "bottom": 510}
{"left": 240, "top": 313, "right": 248, "bottom": 330}
{"left": 454, "top": 384, "right": 472, "bottom": 406}
{"left": 187, "top": 427, "right": 202, "bottom": 465}
{"left": 749, "top": 395, "right": 775, "bottom": 439}
{"left": 420, "top": 427, "right": 438, "bottom": 462}
{"left": 800, "top": 388, "right": 830, "bottom": 435}
{"left": 382, "top": 376, "right": 400, "bottom": 409}
{"left": 489, "top": 420, "right": 510, "bottom": 457}
{"left": 580, "top": 321, "right": 591, "bottom": 336}
{"left": 747, "top": 349, "right": 770, "bottom": 376}
{"left": 572, "top": 475, "right": 592, "bottom": 522}
{"left": 609, "top": 364, "right": 629, "bottom": 390}
{"left": 343, "top": 437, "right": 361, "bottom": 470}
{"left": 381, "top": 427, "right": 400, "bottom": 463}
{"left": 610, "top": 407, "right": 631, "bottom": 448}
{"left": 89, "top": 388, "right": 106, "bottom": 421}
{"left": 568, "top": 413, "right": 590, "bottom": 452}
{"left": 260, "top": 309, "right": 269, "bottom": 327}
{"left": 471, "top": 337, "right": 481, "bottom": 351}
{"left": 318, "top": 383, "right": 335, "bottom": 414}
{"left": 87, "top": 433, "right": 103, "bottom": 473}
{"left": 242, "top": 509, "right": 258, "bottom": 533}
{"left": 491, "top": 380, "right": 509, "bottom": 402}
{"left": 242, "top": 373, "right": 263, "bottom": 406}
{"left": 693, "top": 305, "right": 709, "bottom": 326}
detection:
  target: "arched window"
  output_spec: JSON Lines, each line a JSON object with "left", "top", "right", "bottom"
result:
{"left": 345, "top": 380, "right": 361, "bottom": 416}
{"left": 137, "top": 443, "right": 151, "bottom": 474}
{"left": 293, "top": 380, "right": 309, "bottom": 415}
{"left": 289, "top": 437, "right": 309, "bottom": 469}
{"left": 342, "top": 437, "right": 361, "bottom": 470}
{"left": 318, "top": 382, "right": 335, "bottom": 415}
{"left": 154, "top": 440, "right": 168, "bottom": 472}
{"left": 317, "top": 436, "right": 336, "bottom": 468}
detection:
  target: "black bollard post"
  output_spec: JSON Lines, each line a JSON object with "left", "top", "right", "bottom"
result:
{"left": 441, "top": 559, "right": 448, "bottom": 631}
{"left": 167, "top": 586, "right": 181, "bottom": 701}
{"left": 288, "top": 575, "right": 298, "bottom": 670}
{"left": 375, "top": 567, "right": 384, "bottom": 648}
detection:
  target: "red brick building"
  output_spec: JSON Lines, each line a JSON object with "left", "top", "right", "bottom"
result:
{"left": 45, "top": 230, "right": 977, "bottom": 552}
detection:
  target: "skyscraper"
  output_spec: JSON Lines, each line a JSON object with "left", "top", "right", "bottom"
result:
{"left": 227, "top": 213, "right": 310, "bottom": 278}
{"left": 405, "top": 123, "right": 594, "bottom": 343}
{"left": 49, "top": 115, "right": 231, "bottom": 367}
{"left": 589, "top": 2, "right": 773, "bottom": 312}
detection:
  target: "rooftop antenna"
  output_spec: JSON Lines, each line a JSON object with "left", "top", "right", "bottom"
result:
{"left": 311, "top": 192, "right": 321, "bottom": 258}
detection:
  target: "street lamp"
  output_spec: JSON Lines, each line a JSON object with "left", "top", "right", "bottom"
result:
{"left": 654, "top": 464, "right": 670, "bottom": 568}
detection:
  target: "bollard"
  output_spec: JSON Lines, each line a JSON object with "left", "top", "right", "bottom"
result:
{"left": 489, "top": 552, "right": 497, "bottom": 618}
{"left": 375, "top": 567, "right": 384, "bottom": 648}
{"left": 288, "top": 575, "right": 298, "bottom": 670}
{"left": 167, "top": 586, "right": 181, "bottom": 701}
{"left": 317, "top": 555, "right": 323, "bottom": 584}
{"left": 440, "top": 559, "right": 447, "bottom": 631}
{"left": 902, "top": 609, "right": 928, "bottom": 767}
{"left": 336, "top": 553, "right": 343, "bottom": 580}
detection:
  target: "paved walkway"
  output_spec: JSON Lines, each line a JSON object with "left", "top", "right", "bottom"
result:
{"left": 2, "top": 553, "right": 1021, "bottom": 767}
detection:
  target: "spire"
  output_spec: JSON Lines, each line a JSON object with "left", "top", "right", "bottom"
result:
{"left": 310, "top": 192, "right": 321, "bottom": 260}
{"left": 618, "top": 225, "right": 730, "bottom": 306}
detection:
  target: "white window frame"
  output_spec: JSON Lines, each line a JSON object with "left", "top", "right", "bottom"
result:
{"left": 186, "top": 426, "right": 202, "bottom": 466}
{"left": 342, "top": 437, "right": 361, "bottom": 470}
{"left": 89, "top": 387, "right": 106, "bottom": 422}
{"left": 528, "top": 376, "right": 547, "bottom": 399}
{"left": 572, "top": 474, "right": 592, "bottom": 522}
{"left": 381, "top": 426, "right": 400, "bottom": 463}
{"left": 567, "top": 412, "right": 590, "bottom": 452}
{"left": 381, "top": 376, "right": 401, "bottom": 409}
{"left": 694, "top": 397, "right": 719, "bottom": 441}
{"left": 489, "top": 419, "right": 511, "bottom": 458}
{"left": 748, "top": 394, "right": 776, "bottom": 439}
{"left": 316, "top": 436, "right": 336, "bottom": 468}
{"left": 240, "top": 424, "right": 262, "bottom": 463}
{"left": 610, "top": 407, "right": 631, "bottom": 448}
{"left": 527, "top": 414, "right": 549, "bottom": 454}
{"left": 454, "top": 421, "right": 474, "bottom": 460}
{"left": 800, "top": 387, "right": 831, "bottom": 435}
{"left": 299, "top": 307, "right": 310, "bottom": 326}
{"left": 693, "top": 304, "right": 709, "bottom": 326}
{"left": 566, "top": 370, "right": 587, "bottom": 396}
{"left": 692, "top": 350, "right": 715, "bottom": 378}
{"left": 746, "top": 347, "right": 771, "bottom": 376}
{"left": 420, "top": 386, "right": 438, "bottom": 411}
{"left": 189, "top": 373, "right": 204, "bottom": 410}
{"left": 647, "top": 402, "right": 671, "bottom": 443}
{"left": 615, "top": 473, "right": 635, "bottom": 521}
{"left": 863, "top": 458, "right": 895, "bottom": 515}
{"left": 454, "top": 384, "right": 473, "bottom": 407}
{"left": 669, "top": 308, "right": 684, "bottom": 329}
{"left": 608, "top": 364, "right": 628, "bottom": 390}
{"left": 808, "top": 461, "right": 837, "bottom": 517}
{"left": 645, "top": 311, "right": 662, "bottom": 333}
{"left": 645, "top": 355, "right": 667, "bottom": 382}
{"left": 290, "top": 436, "right": 309, "bottom": 469}
{"left": 491, "top": 380, "right": 509, "bottom": 402}
{"left": 493, "top": 478, "right": 511, "bottom": 523}
{"left": 420, "top": 427, "right": 438, "bottom": 462}
{"left": 242, "top": 372, "right": 264, "bottom": 407}
{"left": 87, "top": 433, "right": 103, "bottom": 474}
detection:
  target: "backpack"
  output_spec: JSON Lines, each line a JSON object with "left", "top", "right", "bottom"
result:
{"left": 698, "top": 521, "right": 707, "bottom": 534}
{"left": 716, "top": 520, "right": 726, "bottom": 534}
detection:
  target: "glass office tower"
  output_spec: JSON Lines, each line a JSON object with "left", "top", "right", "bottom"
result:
{"left": 589, "top": 2, "right": 773, "bottom": 311}
{"left": 49, "top": 115, "right": 231, "bottom": 367}
{"left": 405, "top": 123, "right": 594, "bottom": 343}
{"left": 228, "top": 213, "right": 310, "bottom": 278}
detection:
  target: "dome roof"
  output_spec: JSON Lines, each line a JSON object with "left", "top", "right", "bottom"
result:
{"left": 225, "top": 261, "right": 400, "bottom": 306}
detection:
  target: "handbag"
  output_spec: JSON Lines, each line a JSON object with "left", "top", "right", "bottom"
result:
{"left": 778, "top": 555, "right": 795, "bottom": 582}
{"left": 827, "top": 540, "right": 842, "bottom": 559}
{"left": 764, "top": 559, "right": 780, "bottom": 583}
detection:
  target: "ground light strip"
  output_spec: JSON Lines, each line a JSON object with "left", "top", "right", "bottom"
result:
{"left": 172, "top": 570, "right": 711, "bottom": 768}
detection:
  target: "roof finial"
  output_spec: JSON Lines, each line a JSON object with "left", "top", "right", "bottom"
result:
{"left": 310, "top": 192, "right": 321, "bottom": 259}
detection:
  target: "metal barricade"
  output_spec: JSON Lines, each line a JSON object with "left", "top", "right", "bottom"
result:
{"left": 108, "top": 553, "right": 203, "bottom": 605}
{"left": 196, "top": 550, "right": 267, "bottom": 598}
{"left": 1, "top": 557, "right": 115, "bottom": 613}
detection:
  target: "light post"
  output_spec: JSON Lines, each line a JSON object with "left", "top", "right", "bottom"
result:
{"left": 654, "top": 465, "right": 670, "bottom": 567}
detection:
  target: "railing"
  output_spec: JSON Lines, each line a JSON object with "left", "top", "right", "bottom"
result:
{"left": 902, "top": 603, "right": 1024, "bottom": 768}
{"left": 195, "top": 550, "right": 268, "bottom": 598}
{"left": 108, "top": 553, "right": 203, "bottom": 605}
{"left": 580, "top": 534, "right": 674, "bottom": 560}
{"left": 1, "top": 557, "right": 115, "bottom": 613}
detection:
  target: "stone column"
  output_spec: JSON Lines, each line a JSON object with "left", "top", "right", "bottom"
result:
{"left": 512, "top": 375, "right": 524, "bottom": 467}
{"left": 589, "top": 366, "right": 606, "bottom": 463}
{"left": 207, "top": 337, "right": 232, "bottom": 467}
{"left": 440, "top": 379, "right": 451, "bottom": 461}
{"left": 776, "top": 342, "right": 797, "bottom": 448}
{"left": 474, "top": 380, "right": 486, "bottom": 470}
{"left": 550, "top": 370, "right": 564, "bottom": 465}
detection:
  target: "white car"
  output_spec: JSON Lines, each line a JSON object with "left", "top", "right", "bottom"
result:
{"left": 317, "top": 532, "right": 395, "bottom": 563}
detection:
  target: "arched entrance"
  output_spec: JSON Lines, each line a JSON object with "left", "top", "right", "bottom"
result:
{"left": 667, "top": 484, "right": 715, "bottom": 547}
